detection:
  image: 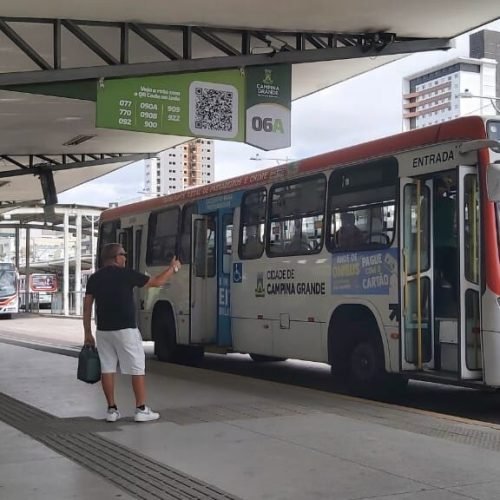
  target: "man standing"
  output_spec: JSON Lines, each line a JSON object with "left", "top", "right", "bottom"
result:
{"left": 83, "top": 243, "right": 181, "bottom": 423}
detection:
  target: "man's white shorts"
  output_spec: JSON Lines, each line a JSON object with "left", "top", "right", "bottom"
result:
{"left": 96, "top": 328, "right": 145, "bottom": 375}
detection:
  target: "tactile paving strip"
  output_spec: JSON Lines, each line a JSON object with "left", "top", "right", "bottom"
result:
{"left": 0, "top": 392, "right": 241, "bottom": 500}
{"left": 157, "top": 398, "right": 500, "bottom": 453}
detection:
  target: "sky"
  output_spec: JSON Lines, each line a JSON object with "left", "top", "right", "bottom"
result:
{"left": 57, "top": 20, "right": 500, "bottom": 208}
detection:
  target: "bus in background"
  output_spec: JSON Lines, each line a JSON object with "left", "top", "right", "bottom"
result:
{"left": 98, "top": 116, "right": 500, "bottom": 394}
{"left": 0, "top": 263, "right": 19, "bottom": 318}
{"left": 20, "top": 273, "right": 58, "bottom": 309}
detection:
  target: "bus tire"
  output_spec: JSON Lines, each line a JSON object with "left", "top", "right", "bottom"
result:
{"left": 152, "top": 306, "right": 179, "bottom": 363}
{"left": 249, "top": 353, "right": 287, "bottom": 362}
{"left": 348, "top": 338, "right": 384, "bottom": 395}
{"left": 179, "top": 345, "right": 205, "bottom": 366}
{"left": 384, "top": 373, "right": 409, "bottom": 395}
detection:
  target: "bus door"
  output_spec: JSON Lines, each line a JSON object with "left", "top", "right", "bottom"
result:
{"left": 190, "top": 214, "right": 217, "bottom": 344}
{"left": 217, "top": 209, "right": 234, "bottom": 346}
{"left": 133, "top": 226, "right": 148, "bottom": 333}
{"left": 457, "top": 166, "right": 482, "bottom": 380}
{"left": 119, "top": 226, "right": 145, "bottom": 328}
{"left": 400, "top": 178, "right": 435, "bottom": 371}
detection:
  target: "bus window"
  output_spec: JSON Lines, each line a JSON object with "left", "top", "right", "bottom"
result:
{"left": 487, "top": 119, "right": 500, "bottom": 152}
{"left": 118, "top": 228, "right": 134, "bottom": 269}
{"left": 147, "top": 207, "right": 179, "bottom": 266}
{"left": 328, "top": 158, "right": 397, "bottom": 252}
{"left": 464, "top": 174, "right": 480, "bottom": 285}
{"left": 268, "top": 175, "right": 326, "bottom": 256}
{"left": 223, "top": 214, "right": 233, "bottom": 274}
{"left": 194, "top": 215, "right": 216, "bottom": 277}
{"left": 135, "top": 228, "right": 142, "bottom": 271}
{"left": 179, "top": 203, "right": 195, "bottom": 264}
{"left": 98, "top": 220, "right": 119, "bottom": 267}
{"left": 239, "top": 189, "right": 266, "bottom": 260}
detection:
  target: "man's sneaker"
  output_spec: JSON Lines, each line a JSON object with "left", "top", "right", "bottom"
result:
{"left": 105, "top": 408, "right": 121, "bottom": 422}
{"left": 134, "top": 406, "right": 160, "bottom": 422}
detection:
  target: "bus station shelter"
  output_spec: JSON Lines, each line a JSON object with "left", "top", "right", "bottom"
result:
{"left": 0, "top": 1, "right": 498, "bottom": 210}
{"left": 0, "top": 1, "right": 497, "bottom": 318}
{"left": 0, "top": 204, "right": 102, "bottom": 315}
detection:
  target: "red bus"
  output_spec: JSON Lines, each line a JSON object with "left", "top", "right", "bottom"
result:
{"left": 20, "top": 273, "right": 58, "bottom": 309}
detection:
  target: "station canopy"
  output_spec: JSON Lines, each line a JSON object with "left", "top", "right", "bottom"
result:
{"left": 0, "top": 1, "right": 498, "bottom": 206}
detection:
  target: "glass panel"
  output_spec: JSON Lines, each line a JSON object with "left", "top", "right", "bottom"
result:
{"left": 206, "top": 216, "right": 216, "bottom": 277}
{"left": 268, "top": 175, "right": 325, "bottom": 256}
{"left": 223, "top": 214, "right": 233, "bottom": 274}
{"left": 193, "top": 217, "right": 216, "bottom": 278}
{"left": 464, "top": 174, "right": 480, "bottom": 284}
{"left": 119, "top": 230, "right": 133, "bottom": 269}
{"left": 487, "top": 120, "right": 500, "bottom": 152}
{"left": 404, "top": 278, "right": 432, "bottom": 364}
{"left": 465, "top": 289, "right": 482, "bottom": 370}
{"left": 100, "top": 221, "right": 117, "bottom": 246}
{"left": 148, "top": 208, "right": 179, "bottom": 266}
{"left": 194, "top": 219, "right": 207, "bottom": 277}
{"left": 329, "top": 203, "right": 394, "bottom": 251}
{"left": 0, "top": 265, "right": 16, "bottom": 297}
{"left": 403, "top": 183, "right": 430, "bottom": 275}
{"left": 135, "top": 229, "right": 142, "bottom": 270}
{"left": 240, "top": 189, "right": 266, "bottom": 259}
{"left": 179, "top": 204, "right": 195, "bottom": 264}
{"left": 328, "top": 160, "right": 396, "bottom": 252}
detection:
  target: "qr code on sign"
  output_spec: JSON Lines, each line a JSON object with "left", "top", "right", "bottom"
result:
{"left": 189, "top": 81, "right": 238, "bottom": 139}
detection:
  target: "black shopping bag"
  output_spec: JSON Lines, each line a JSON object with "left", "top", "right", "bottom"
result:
{"left": 77, "top": 345, "right": 101, "bottom": 384}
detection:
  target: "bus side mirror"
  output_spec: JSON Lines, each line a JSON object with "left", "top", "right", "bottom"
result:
{"left": 486, "top": 163, "right": 500, "bottom": 202}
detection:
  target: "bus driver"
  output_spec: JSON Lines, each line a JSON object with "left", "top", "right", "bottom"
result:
{"left": 335, "top": 212, "right": 364, "bottom": 249}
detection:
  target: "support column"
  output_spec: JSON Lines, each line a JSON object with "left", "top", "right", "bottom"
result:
{"left": 63, "top": 212, "right": 69, "bottom": 316}
{"left": 14, "top": 228, "right": 20, "bottom": 270}
{"left": 75, "top": 214, "right": 82, "bottom": 315}
{"left": 90, "top": 215, "right": 96, "bottom": 273}
{"left": 24, "top": 227, "right": 30, "bottom": 311}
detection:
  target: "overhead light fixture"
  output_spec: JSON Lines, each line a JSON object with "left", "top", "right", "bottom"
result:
{"left": 56, "top": 116, "right": 83, "bottom": 122}
{"left": 62, "top": 134, "right": 96, "bottom": 146}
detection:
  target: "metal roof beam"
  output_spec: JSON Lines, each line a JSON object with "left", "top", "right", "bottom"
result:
{"left": 129, "top": 23, "right": 182, "bottom": 60}
{"left": 0, "top": 19, "right": 51, "bottom": 70}
{"left": 61, "top": 19, "right": 119, "bottom": 65}
{"left": 0, "top": 17, "right": 451, "bottom": 86}
{"left": 191, "top": 27, "right": 241, "bottom": 56}
{"left": 1, "top": 156, "right": 29, "bottom": 169}
{"left": 0, "top": 36, "right": 451, "bottom": 86}
{"left": 0, "top": 153, "right": 150, "bottom": 177}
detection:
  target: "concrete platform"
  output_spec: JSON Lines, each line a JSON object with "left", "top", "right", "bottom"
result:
{"left": 2, "top": 333, "right": 500, "bottom": 499}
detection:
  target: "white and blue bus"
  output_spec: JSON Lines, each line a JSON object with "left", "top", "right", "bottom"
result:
{"left": 98, "top": 116, "right": 500, "bottom": 393}
{"left": 0, "top": 263, "right": 19, "bottom": 318}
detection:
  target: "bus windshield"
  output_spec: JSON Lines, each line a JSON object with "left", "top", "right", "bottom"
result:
{"left": 0, "top": 270, "right": 17, "bottom": 297}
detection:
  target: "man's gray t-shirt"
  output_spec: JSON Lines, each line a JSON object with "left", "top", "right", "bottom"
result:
{"left": 85, "top": 266, "right": 148, "bottom": 331}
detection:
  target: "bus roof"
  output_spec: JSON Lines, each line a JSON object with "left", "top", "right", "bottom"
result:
{"left": 101, "top": 116, "right": 487, "bottom": 222}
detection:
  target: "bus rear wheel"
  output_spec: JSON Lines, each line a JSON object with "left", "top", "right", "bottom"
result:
{"left": 249, "top": 353, "right": 287, "bottom": 362}
{"left": 348, "top": 339, "right": 384, "bottom": 395}
{"left": 153, "top": 307, "right": 204, "bottom": 366}
{"left": 153, "top": 308, "right": 179, "bottom": 363}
